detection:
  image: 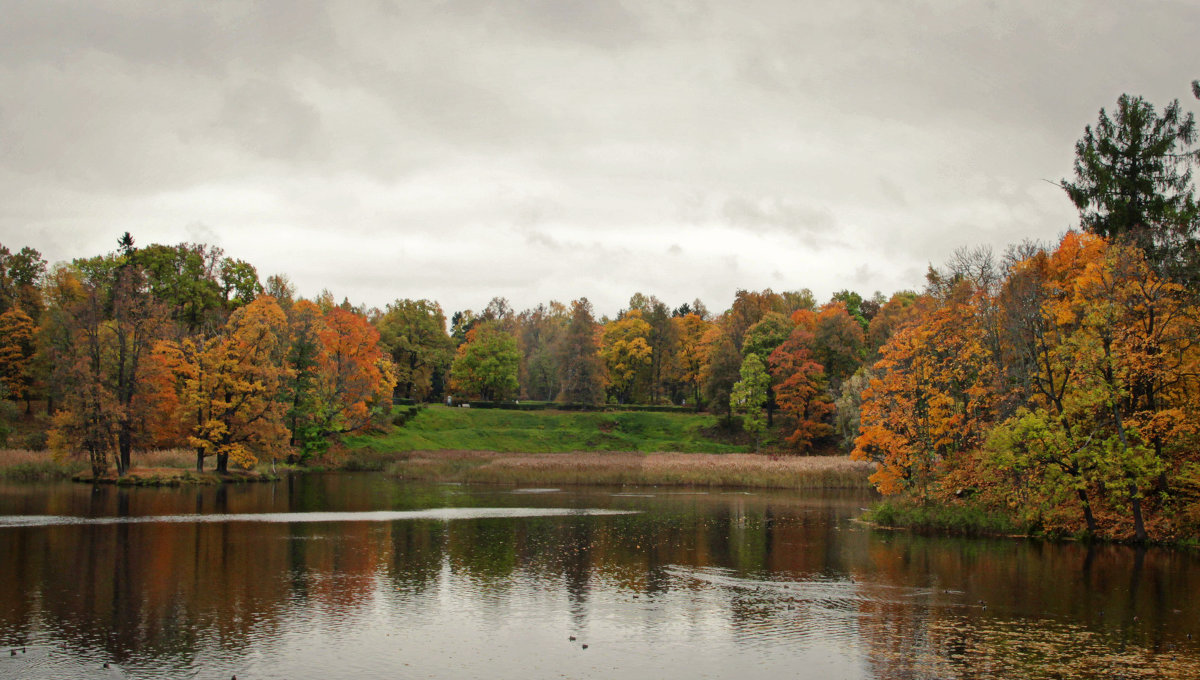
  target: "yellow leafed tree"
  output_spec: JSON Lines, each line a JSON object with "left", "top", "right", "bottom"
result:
{"left": 175, "top": 296, "right": 291, "bottom": 473}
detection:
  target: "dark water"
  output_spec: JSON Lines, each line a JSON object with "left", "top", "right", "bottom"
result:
{"left": 0, "top": 475, "right": 1196, "bottom": 679}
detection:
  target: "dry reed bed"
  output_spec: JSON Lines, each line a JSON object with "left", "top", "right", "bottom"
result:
{"left": 387, "top": 450, "right": 876, "bottom": 489}
{"left": 0, "top": 448, "right": 197, "bottom": 480}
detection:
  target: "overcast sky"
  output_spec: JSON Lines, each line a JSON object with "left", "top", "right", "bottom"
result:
{"left": 1, "top": 1, "right": 1197, "bottom": 318}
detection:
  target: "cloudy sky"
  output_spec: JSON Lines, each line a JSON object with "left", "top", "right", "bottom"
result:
{"left": 1, "top": 1, "right": 1197, "bottom": 318}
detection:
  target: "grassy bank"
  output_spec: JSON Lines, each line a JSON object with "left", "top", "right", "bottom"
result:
{"left": 861, "top": 499, "right": 1026, "bottom": 537}
{"left": 385, "top": 450, "right": 875, "bottom": 489}
{"left": 345, "top": 405, "right": 748, "bottom": 456}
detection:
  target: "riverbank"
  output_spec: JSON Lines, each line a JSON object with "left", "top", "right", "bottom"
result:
{"left": 384, "top": 450, "right": 875, "bottom": 489}
{"left": 859, "top": 498, "right": 1200, "bottom": 547}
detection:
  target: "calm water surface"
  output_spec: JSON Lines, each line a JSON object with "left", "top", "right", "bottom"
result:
{"left": 0, "top": 474, "right": 1196, "bottom": 679}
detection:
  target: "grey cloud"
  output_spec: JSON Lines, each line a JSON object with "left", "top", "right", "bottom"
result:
{"left": 721, "top": 196, "right": 838, "bottom": 243}
{"left": 185, "top": 222, "right": 220, "bottom": 248}
{"left": 210, "top": 79, "right": 325, "bottom": 163}
{"left": 2, "top": 0, "right": 1197, "bottom": 320}
{"left": 877, "top": 177, "right": 907, "bottom": 207}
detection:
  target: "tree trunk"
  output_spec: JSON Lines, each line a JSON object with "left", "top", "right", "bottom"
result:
{"left": 1128, "top": 484, "right": 1147, "bottom": 542}
{"left": 216, "top": 453, "right": 229, "bottom": 474}
{"left": 196, "top": 449, "right": 205, "bottom": 473}
{"left": 89, "top": 445, "right": 106, "bottom": 479}
{"left": 1076, "top": 488, "right": 1098, "bottom": 535}
{"left": 117, "top": 425, "right": 132, "bottom": 477}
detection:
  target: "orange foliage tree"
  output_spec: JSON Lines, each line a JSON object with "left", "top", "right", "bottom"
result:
{"left": 670, "top": 312, "right": 711, "bottom": 409}
{"left": 311, "top": 307, "right": 395, "bottom": 439}
{"left": 853, "top": 281, "right": 998, "bottom": 499}
{"left": 768, "top": 324, "right": 833, "bottom": 452}
{"left": 0, "top": 307, "right": 36, "bottom": 410}
{"left": 172, "top": 296, "right": 291, "bottom": 473}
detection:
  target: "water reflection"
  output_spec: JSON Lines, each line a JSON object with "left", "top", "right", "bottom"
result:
{"left": 0, "top": 475, "right": 1197, "bottom": 679}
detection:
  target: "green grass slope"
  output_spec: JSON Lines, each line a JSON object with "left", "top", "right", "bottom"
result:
{"left": 345, "top": 405, "right": 747, "bottom": 454}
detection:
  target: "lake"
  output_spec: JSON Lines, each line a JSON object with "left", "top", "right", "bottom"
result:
{"left": 0, "top": 473, "right": 1196, "bottom": 679}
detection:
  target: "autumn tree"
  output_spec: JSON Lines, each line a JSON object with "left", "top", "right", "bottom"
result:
{"left": 174, "top": 297, "right": 291, "bottom": 473}
{"left": 670, "top": 312, "right": 710, "bottom": 409}
{"left": 307, "top": 307, "right": 395, "bottom": 444}
{"left": 109, "top": 264, "right": 167, "bottom": 474}
{"left": 627, "top": 294, "right": 678, "bottom": 403}
{"left": 450, "top": 322, "right": 520, "bottom": 401}
{"left": 600, "top": 309, "right": 653, "bottom": 404}
{"left": 831, "top": 290, "right": 869, "bottom": 330}
{"left": 46, "top": 275, "right": 118, "bottom": 477}
{"left": 702, "top": 327, "right": 742, "bottom": 425}
{"left": 0, "top": 308, "right": 36, "bottom": 411}
{"left": 853, "top": 281, "right": 998, "bottom": 499}
{"left": 812, "top": 302, "right": 865, "bottom": 390}
{"left": 724, "top": 289, "right": 785, "bottom": 349}
{"left": 768, "top": 325, "right": 833, "bottom": 452}
{"left": 556, "top": 298, "right": 605, "bottom": 404}
{"left": 866, "top": 291, "right": 919, "bottom": 359}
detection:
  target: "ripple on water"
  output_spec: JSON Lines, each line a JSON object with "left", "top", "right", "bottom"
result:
{"left": 0, "top": 507, "right": 638, "bottom": 528}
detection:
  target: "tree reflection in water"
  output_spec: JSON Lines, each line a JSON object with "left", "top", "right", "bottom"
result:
{"left": 0, "top": 475, "right": 1197, "bottom": 679}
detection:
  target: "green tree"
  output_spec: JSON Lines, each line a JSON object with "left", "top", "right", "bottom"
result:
{"left": 516, "top": 302, "right": 568, "bottom": 401}
{"left": 731, "top": 353, "right": 769, "bottom": 450}
{"left": 741, "top": 311, "right": 793, "bottom": 426}
{"left": 219, "top": 258, "right": 263, "bottom": 308}
{"left": 450, "top": 322, "right": 520, "bottom": 401}
{"left": 283, "top": 300, "right": 327, "bottom": 459}
{"left": 132, "top": 243, "right": 226, "bottom": 332}
{"left": 376, "top": 299, "right": 454, "bottom": 401}
{"left": 812, "top": 302, "right": 865, "bottom": 390}
{"left": 0, "top": 245, "right": 47, "bottom": 317}
{"left": 1062, "top": 93, "right": 1199, "bottom": 285}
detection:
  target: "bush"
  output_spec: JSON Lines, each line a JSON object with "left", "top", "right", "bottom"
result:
{"left": 863, "top": 499, "right": 1023, "bottom": 537}
{"left": 21, "top": 431, "right": 48, "bottom": 451}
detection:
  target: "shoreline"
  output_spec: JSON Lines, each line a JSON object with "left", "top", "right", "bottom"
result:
{"left": 1, "top": 447, "right": 875, "bottom": 490}
{"left": 380, "top": 450, "right": 876, "bottom": 490}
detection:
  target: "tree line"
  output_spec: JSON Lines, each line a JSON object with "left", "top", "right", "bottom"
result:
{"left": 1, "top": 88, "right": 1198, "bottom": 541}
{"left": 853, "top": 89, "right": 1200, "bottom": 541}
